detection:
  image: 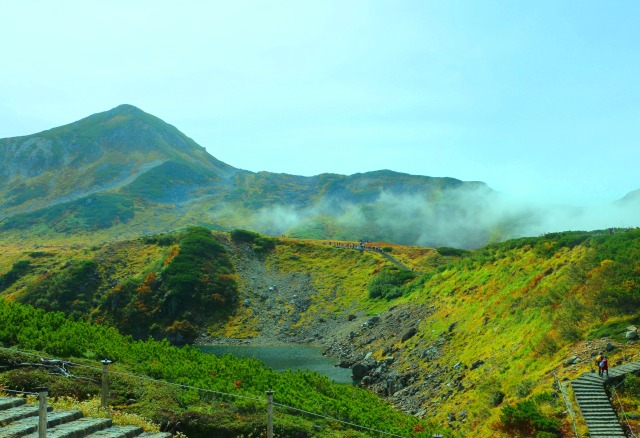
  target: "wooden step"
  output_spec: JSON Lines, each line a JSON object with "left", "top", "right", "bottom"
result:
{"left": 22, "top": 417, "right": 113, "bottom": 438}
{"left": 0, "top": 410, "right": 82, "bottom": 437}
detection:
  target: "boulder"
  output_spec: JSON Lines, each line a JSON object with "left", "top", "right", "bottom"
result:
{"left": 402, "top": 327, "right": 417, "bottom": 342}
{"left": 470, "top": 359, "right": 484, "bottom": 370}
{"left": 563, "top": 356, "right": 580, "bottom": 366}
{"left": 626, "top": 330, "right": 639, "bottom": 340}
{"left": 352, "top": 363, "right": 370, "bottom": 379}
{"left": 422, "top": 347, "right": 439, "bottom": 360}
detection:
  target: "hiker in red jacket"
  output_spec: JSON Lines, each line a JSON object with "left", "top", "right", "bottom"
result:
{"left": 600, "top": 356, "right": 609, "bottom": 378}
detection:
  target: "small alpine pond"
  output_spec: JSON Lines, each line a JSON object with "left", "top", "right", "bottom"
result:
{"left": 198, "top": 344, "right": 353, "bottom": 384}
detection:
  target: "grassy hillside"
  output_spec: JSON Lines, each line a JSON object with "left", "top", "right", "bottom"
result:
{"left": 3, "top": 227, "right": 640, "bottom": 436}
{"left": 211, "top": 228, "right": 640, "bottom": 436}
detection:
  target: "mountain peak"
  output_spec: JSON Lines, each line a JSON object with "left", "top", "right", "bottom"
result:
{"left": 109, "top": 104, "right": 145, "bottom": 115}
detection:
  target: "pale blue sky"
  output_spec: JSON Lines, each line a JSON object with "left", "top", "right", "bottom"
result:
{"left": 1, "top": 1, "right": 639, "bottom": 204}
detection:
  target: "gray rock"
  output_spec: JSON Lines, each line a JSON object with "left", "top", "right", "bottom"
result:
{"left": 606, "top": 342, "right": 615, "bottom": 352}
{"left": 626, "top": 330, "right": 639, "bottom": 340}
{"left": 352, "top": 363, "right": 370, "bottom": 379}
{"left": 564, "top": 355, "right": 579, "bottom": 366}
{"left": 422, "top": 347, "right": 439, "bottom": 360}
{"left": 402, "top": 327, "right": 417, "bottom": 342}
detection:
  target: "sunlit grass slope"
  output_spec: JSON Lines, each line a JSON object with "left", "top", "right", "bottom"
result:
{"left": 371, "top": 230, "right": 640, "bottom": 436}
{"left": 221, "top": 229, "right": 640, "bottom": 436}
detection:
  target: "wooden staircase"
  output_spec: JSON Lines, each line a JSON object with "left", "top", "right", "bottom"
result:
{"left": 0, "top": 396, "right": 171, "bottom": 438}
{"left": 572, "top": 373, "right": 625, "bottom": 437}
{"left": 571, "top": 360, "right": 640, "bottom": 438}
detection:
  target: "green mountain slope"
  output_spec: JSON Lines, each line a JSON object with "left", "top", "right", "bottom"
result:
{"left": 0, "top": 104, "right": 239, "bottom": 215}
{"left": 0, "top": 105, "right": 508, "bottom": 248}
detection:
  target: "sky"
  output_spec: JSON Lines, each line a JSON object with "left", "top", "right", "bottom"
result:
{"left": 1, "top": 0, "right": 639, "bottom": 205}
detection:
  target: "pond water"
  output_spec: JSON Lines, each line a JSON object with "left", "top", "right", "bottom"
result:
{"left": 198, "top": 344, "right": 353, "bottom": 384}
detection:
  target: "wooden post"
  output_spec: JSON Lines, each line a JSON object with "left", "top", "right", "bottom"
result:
{"left": 266, "top": 390, "right": 274, "bottom": 438}
{"left": 36, "top": 386, "right": 47, "bottom": 438}
{"left": 101, "top": 359, "right": 112, "bottom": 410}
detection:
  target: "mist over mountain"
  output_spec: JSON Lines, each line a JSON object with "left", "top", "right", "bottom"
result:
{"left": 1, "top": 105, "right": 638, "bottom": 248}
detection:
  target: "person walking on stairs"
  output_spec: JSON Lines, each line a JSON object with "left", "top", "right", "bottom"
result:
{"left": 600, "top": 356, "right": 609, "bottom": 378}
{"left": 595, "top": 351, "right": 603, "bottom": 376}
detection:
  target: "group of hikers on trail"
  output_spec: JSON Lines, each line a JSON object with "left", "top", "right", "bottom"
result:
{"left": 595, "top": 352, "right": 609, "bottom": 377}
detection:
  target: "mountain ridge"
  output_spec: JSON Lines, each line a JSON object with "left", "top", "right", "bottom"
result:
{"left": 2, "top": 104, "right": 636, "bottom": 248}
{"left": 0, "top": 105, "right": 503, "bottom": 247}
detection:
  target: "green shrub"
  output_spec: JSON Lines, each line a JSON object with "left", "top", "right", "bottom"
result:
{"left": 489, "top": 390, "right": 506, "bottom": 406}
{"left": 230, "top": 229, "right": 276, "bottom": 253}
{"left": 230, "top": 229, "right": 260, "bottom": 243}
{"left": 142, "top": 233, "right": 176, "bottom": 246}
{"left": 253, "top": 236, "right": 277, "bottom": 253}
{"left": 368, "top": 268, "right": 416, "bottom": 300}
{"left": 501, "top": 400, "right": 560, "bottom": 435}
{"left": 436, "top": 247, "right": 470, "bottom": 257}
{"left": 516, "top": 380, "right": 534, "bottom": 398}
{"left": 624, "top": 373, "right": 640, "bottom": 397}
{"left": 0, "top": 260, "right": 32, "bottom": 291}
{"left": 18, "top": 260, "right": 100, "bottom": 319}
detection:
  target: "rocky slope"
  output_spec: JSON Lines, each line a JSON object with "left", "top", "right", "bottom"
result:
{"left": 198, "top": 229, "right": 640, "bottom": 436}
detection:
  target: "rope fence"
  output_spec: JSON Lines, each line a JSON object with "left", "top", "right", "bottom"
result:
{"left": 610, "top": 379, "right": 637, "bottom": 438}
{"left": 0, "top": 345, "right": 410, "bottom": 437}
{"left": 553, "top": 371, "right": 578, "bottom": 438}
